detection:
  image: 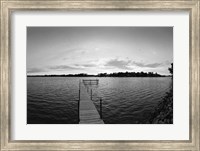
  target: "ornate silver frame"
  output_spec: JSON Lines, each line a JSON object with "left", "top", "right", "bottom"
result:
{"left": 1, "top": 1, "right": 199, "bottom": 150}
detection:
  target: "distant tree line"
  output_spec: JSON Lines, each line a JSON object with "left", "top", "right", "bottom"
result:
{"left": 97, "top": 72, "right": 164, "bottom": 77}
{"left": 27, "top": 71, "right": 170, "bottom": 77}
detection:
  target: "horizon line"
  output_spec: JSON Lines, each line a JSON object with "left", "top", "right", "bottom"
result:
{"left": 27, "top": 71, "right": 171, "bottom": 77}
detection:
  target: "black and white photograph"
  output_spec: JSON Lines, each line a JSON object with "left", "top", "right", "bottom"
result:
{"left": 27, "top": 27, "right": 173, "bottom": 124}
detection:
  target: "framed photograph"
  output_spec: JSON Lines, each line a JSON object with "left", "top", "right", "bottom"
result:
{"left": 1, "top": 0, "right": 199, "bottom": 150}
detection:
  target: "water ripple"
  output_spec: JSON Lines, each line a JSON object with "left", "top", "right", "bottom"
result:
{"left": 27, "top": 77, "right": 172, "bottom": 124}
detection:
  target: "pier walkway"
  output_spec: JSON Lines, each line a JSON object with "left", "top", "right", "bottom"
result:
{"left": 79, "top": 80, "right": 104, "bottom": 124}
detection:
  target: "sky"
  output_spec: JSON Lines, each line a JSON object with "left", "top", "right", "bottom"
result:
{"left": 27, "top": 27, "right": 173, "bottom": 75}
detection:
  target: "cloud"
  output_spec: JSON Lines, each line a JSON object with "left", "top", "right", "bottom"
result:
{"left": 132, "top": 61, "right": 162, "bottom": 68}
{"left": 104, "top": 58, "right": 132, "bottom": 70}
{"left": 132, "top": 60, "right": 173, "bottom": 68}
{"left": 49, "top": 65, "right": 81, "bottom": 70}
{"left": 27, "top": 68, "right": 46, "bottom": 73}
{"left": 163, "top": 60, "right": 172, "bottom": 65}
{"left": 27, "top": 64, "right": 85, "bottom": 74}
{"left": 104, "top": 58, "right": 167, "bottom": 70}
{"left": 74, "top": 63, "right": 97, "bottom": 68}
{"left": 103, "top": 58, "right": 166, "bottom": 70}
{"left": 51, "top": 48, "right": 88, "bottom": 60}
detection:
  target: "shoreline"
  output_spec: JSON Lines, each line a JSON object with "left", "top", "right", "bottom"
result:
{"left": 148, "top": 86, "right": 173, "bottom": 124}
{"left": 27, "top": 76, "right": 171, "bottom": 78}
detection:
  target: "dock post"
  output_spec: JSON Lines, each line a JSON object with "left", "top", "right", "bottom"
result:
{"left": 78, "top": 82, "right": 80, "bottom": 122}
{"left": 78, "top": 98, "right": 80, "bottom": 123}
{"left": 100, "top": 98, "right": 102, "bottom": 119}
{"left": 79, "top": 89, "right": 80, "bottom": 102}
{"left": 90, "top": 89, "right": 92, "bottom": 100}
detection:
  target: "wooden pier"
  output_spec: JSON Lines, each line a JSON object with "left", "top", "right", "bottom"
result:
{"left": 79, "top": 80, "right": 104, "bottom": 124}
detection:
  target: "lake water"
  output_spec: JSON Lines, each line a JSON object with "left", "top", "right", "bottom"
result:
{"left": 27, "top": 77, "right": 172, "bottom": 124}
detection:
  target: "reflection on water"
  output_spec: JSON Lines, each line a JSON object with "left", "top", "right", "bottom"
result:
{"left": 27, "top": 77, "right": 172, "bottom": 124}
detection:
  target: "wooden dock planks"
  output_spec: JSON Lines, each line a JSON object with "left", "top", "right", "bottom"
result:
{"left": 79, "top": 82, "right": 104, "bottom": 124}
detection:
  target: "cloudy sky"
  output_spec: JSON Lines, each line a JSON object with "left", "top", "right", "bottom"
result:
{"left": 27, "top": 27, "right": 173, "bottom": 75}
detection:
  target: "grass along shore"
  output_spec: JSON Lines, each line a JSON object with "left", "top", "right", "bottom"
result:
{"left": 148, "top": 86, "right": 173, "bottom": 124}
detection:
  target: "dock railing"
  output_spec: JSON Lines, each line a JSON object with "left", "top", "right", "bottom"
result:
{"left": 82, "top": 79, "right": 99, "bottom": 85}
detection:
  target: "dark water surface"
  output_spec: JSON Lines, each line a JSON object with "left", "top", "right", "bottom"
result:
{"left": 27, "top": 77, "right": 172, "bottom": 124}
